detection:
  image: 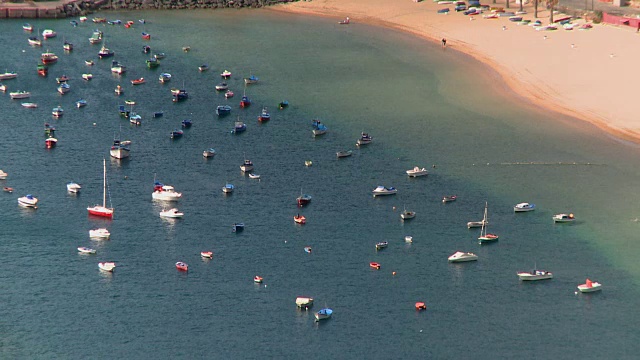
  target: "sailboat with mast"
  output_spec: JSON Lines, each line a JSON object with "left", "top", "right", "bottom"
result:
{"left": 87, "top": 159, "right": 114, "bottom": 218}
{"left": 478, "top": 202, "right": 498, "bottom": 243}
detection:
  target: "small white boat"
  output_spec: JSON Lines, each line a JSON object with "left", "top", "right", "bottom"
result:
{"left": 553, "top": 213, "right": 575, "bottom": 223}
{"left": 442, "top": 195, "right": 457, "bottom": 203}
{"left": 152, "top": 184, "right": 182, "bottom": 201}
{"left": 201, "top": 251, "right": 213, "bottom": 259}
{"left": 296, "top": 297, "right": 314, "bottom": 309}
{"left": 248, "top": 173, "right": 261, "bottom": 179}
{"left": 400, "top": 208, "right": 416, "bottom": 220}
{"left": 98, "top": 262, "right": 116, "bottom": 272}
{"left": 336, "top": 150, "right": 352, "bottom": 158}
{"left": 356, "top": 132, "right": 373, "bottom": 146}
{"left": 577, "top": 279, "right": 602, "bottom": 293}
{"left": 221, "top": 70, "right": 232, "bottom": 78}
{"left": 405, "top": 235, "right": 413, "bottom": 243}
{"left": 10, "top": 90, "right": 30, "bottom": 99}
{"left": 467, "top": 220, "right": 486, "bottom": 229}
{"left": 52, "top": 106, "right": 64, "bottom": 117}
{"left": 406, "top": 166, "right": 428, "bottom": 177}
{"left": 514, "top": 202, "right": 535, "bottom": 212}
{"left": 160, "top": 208, "right": 184, "bottom": 218}
{"left": 372, "top": 186, "right": 397, "bottom": 197}
{"left": 0, "top": 84, "right": 6, "bottom": 92}
{"left": 76, "top": 99, "right": 87, "bottom": 108}
{"left": 305, "top": 160, "right": 313, "bottom": 167}
{"left": 448, "top": 251, "right": 478, "bottom": 263}
{"left": 18, "top": 194, "right": 38, "bottom": 208}
{"left": 21, "top": 102, "right": 38, "bottom": 108}
{"left": 517, "top": 269, "right": 553, "bottom": 281}
{"left": 82, "top": 73, "right": 93, "bottom": 81}
{"left": 215, "top": 82, "right": 228, "bottom": 91}
{"left": 67, "top": 182, "right": 81, "bottom": 193}
{"left": 89, "top": 228, "right": 110, "bottom": 239}
{"left": 240, "top": 159, "right": 254, "bottom": 172}
{"left": 77, "top": 247, "right": 96, "bottom": 254}
{"left": 159, "top": 73, "right": 172, "bottom": 83}
{"left": 42, "top": 29, "right": 57, "bottom": 38}
{"left": 0, "top": 170, "right": 7, "bottom": 179}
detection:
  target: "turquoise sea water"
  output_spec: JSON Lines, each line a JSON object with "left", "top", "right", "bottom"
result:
{"left": 1, "top": 9, "right": 640, "bottom": 358}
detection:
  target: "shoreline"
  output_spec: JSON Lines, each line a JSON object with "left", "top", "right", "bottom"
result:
{"left": 270, "top": 0, "right": 640, "bottom": 145}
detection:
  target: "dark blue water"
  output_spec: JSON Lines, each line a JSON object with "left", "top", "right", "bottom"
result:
{"left": 0, "top": 10, "right": 639, "bottom": 358}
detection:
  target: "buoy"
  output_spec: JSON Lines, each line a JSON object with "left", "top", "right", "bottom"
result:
{"left": 392, "top": 206, "right": 396, "bottom": 211}
{"left": 392, "top": 271, "right": 396, "bottom": 276}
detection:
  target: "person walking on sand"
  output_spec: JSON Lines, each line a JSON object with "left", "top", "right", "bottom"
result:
{"left": 441, "top": 38, "right": 447, "bottom": 48}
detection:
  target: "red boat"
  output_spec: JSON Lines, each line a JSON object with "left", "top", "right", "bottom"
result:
{"left": 87, "top": 159, "right": 114, "bottom": 218}
{"left": 225, "top": 90, "right": 234, "bottom": 98}
{"left": 141, "top": 32, "right": 151, "bottom": 40}
{"left": 201, "top": 251, "right": 213, "bottom": 259}
{"left": 297, "top": 193, "right": 312, "bottom": 207}
{"left": 131, "top": 77, "right": 145, "bottom": 85}
{"left": 370, "top": 262, "right": 381, "bottom": 270}
{"left": 41, "top": 51, "right": 58, "bottom": 64}
{"left": 45, "top": 137, "right": 57, "bottom": 148}
{"left": 294, "top": 214, "right": 306, "bottom": 224}
{"left": 240, "top": 95, "right": 251, "bottom": 108}
{"left": 415, "top": 302, "right": 427, "bottom": 310}
{"left": 176, "top": 261, "right": 188, "bottom": 271}
{"left": 3, "top": 187, "right": 13, "bottom": 193}
{"left": 37, "top": 64, "right": 48, "bottom": 77}
{"left": 254, "top": 276, "right": 263, "bottom": 283}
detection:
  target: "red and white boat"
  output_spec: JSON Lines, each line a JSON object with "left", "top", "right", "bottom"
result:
{"left": 370, "top": 262, "right": 381, "bottom": 270}
{"left": 258, "top": 107, "right": 270, "bottom": 122}
{"left": 294, "top": 214, "right": 306, "bottom": 224}
{"left": 415, "top": 302, "right": 426, "bottom": 310}
{"left": 41, "top": 51, "right": 58, "bottom": 64}
{"left": 221, "top": 70, "right": 232, "bottom": 78}
{"left": 577, "top": 278, "right": 602, "bottom": 293}
{"left": 200, "top": 251, "right": 213, "bottom": 259}
{"left": 224, "top": 90, "right": 234, "bottom": 98}
{"left": 176, "top": 262, "right": 188, "bottom": 271}
{"left": 87, "top": 159, "right": 114, "bottom": 218}
{"left": 131, "top": 77, "right": 145, "bottom": 85}
{"left": 45, "top": 137, "right": 57, "bottom": 148}
{"left": 254, "top": 276, "right": 263, "bottom": 283}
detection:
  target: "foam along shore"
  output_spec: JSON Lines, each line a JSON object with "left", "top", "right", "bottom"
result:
{"left": 272, "top": 0, "right": 640, "bottom": 143}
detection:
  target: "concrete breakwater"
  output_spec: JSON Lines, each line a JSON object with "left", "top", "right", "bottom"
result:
{"left": 0, "top": 0, "right": 298, "bottom": 19}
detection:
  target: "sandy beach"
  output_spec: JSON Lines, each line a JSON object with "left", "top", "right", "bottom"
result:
{"left": 272, "top": 0, "right": 640, "bottom": 143}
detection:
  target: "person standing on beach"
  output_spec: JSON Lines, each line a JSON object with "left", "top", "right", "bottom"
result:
{"left": 441, "top": 38, "right": 447, "bottom": 48}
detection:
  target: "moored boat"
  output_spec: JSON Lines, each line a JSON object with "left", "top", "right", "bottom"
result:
{"left": 315, "top": 308, "right": 333, "bottom": 322}
{"left": 41, "top": 50, "right": 58, "bottom": 64}
{"left": 42, "top": 29, "right": 57, "bottom": 39}
{"left": 222, "top": 183, "right": 235, "bottom": 193}
{"left": 131, "top": 77, "right": 145, "bottom": 85}
{"left": 232, "top": 121, "right": 246, "bottom": 134}
{"left": 110, "top": 139, "right": 130, "bottom": 159}
{"left": 279, "top": 100, "right": 289, "bottom": 109}
{"left": 89, "top": 228, "right": 110, "bottom": 239}
{"left": 313, "top": 123, "right": 328, "bottom": 136}
{"left": 141, "top": 32, "right": 151, "bottom": 40}
{"left": 82, "top": 73, "right": 93, "bottom": 81}
{"left": 152, "top": 182, "right": 182, "bottom": 201}
{"left": 67, "top": 182, "right": 81, "bottom": 193}
{"left": 10, "top": 90, "right": 30, "bottom": 99}
{"left": 448, "top": 251, "right": 478, "bottom": 262}
{"left": 248, "top": 173, "right": 260, "bottom": 179}
{"left": 111, "top": 61, "right": 126, "bottom": 74}
{"left": 37, "top": 64, "right": 48, "bottom": 77}
{"left": 0, "top": 170, "right": 9, "bottom": 179}
{"left": 18, "top": 194, "right": 38, "bottom": 208}
{"left": 406, "top": 166, "right": 428, "bottom": 177}
{"left": 52, "top": 106, "right": 64, "bottom": 117}
{"left": 370, "top": 262, "right": 381, "bottom": 269}
{"left": 553, "top": 213, "right": 575, "bottom": 223}
{"left": 181, "top": 119, "right": 192, "bottom": 128}
{"left": 0, "top": 71, "right": 18, "bottom": 80}
{"left": 215, "top": 82, "right": 228, "bottom": 91}
{"left": 577, "top": 278, "right": 602, "bottom": 293}
{"left": 63, "top": 40, "right": 73, "bottom": 51}
{"left": 23, "top": 23, "right": 33, "bottom": 32}
{"left": 146, "top": 58, "right": 160, "bottom": 68}
{"left": 254, "top": 275, "right": 263, "bottom": 283}
{"left": 294, "top": 214, "right": 306, "bottom": 224}
{"left": 87, "top": 159, "right": 114, "bottom": 218}
{"left": 98, "top": 44, "right": 114, "bottom": 58}
{"left": 201, "top": 251, "right": 213, "bottom": 259}
{"left": 517, "top": 269, "right": 553, "bottom": 281}
{"left": 159, "top": 73, "right": 171, "bottom": 83}
{"left": 221, "top": 70, "right": 232, "bottom": 78}
{"left": 98, "top": 262, "right": 116, "bottom": 272}
{"left": 514, "top": 202, "right": 536, "bottom": 212}
{"left": 45, "top": 137, "right": 57, "bottom": 148}
{"left": 232, "top": 223, "right": 244, "bottom": 233}
{"left": 57, "top": 83, "right": 70, "bottom": 95}
{"left": 224, "top": 90, "right": 234, "bottom": 98}
{"left": 28, "top": 36, "right": 42, "bottom": 46}
{"left": 21, "top": 102, "right": 38, "bottom": 108}
{"left": 356, "top": 132, "right": 373, "bottom": 146}
{"left": 216, "top": 105, "right": 232, "bottom": 117}
{"left": 297, "top": 192, "right": 312, "bottom": 207}
{"left": 176, "top": 261, "right": 189, "bottom": 271}
{"left": 160, "top": 208, "right": 184, "bottom": 218}
{"left": 478, "top": 202, "right": 499, "bottom": 243}
{"left": 336, "top": 150, "right": 352, "bottom": 158}
{"left": 203, "top": 148, "right": 216, "bottom": 158}
{"left": 372, "top": 186, "right": 397, "bottom": 197}
{"left": 442, "top": 195, "right": 457, "bottom": 203}
{"left": 76, "top": 98, "right": 87, "bottom": 108}
{"left": 375, "top": 241, "right": 388, "bottom": 250}
{"left": 400, "top": 208, "right": 416, "bottom": 220}
{"left": 296, "top": 297, "right": 314, "bottom": 309}
{"left": 244, "top": 74, "right": 258, "bottom": 84}
{"left": 198, "top": 64, "right": 209, "bottom": 72}
{"left": 240, "top": 159, "right": 254, "bottom": 172}
{"left": 170, "top": 129, "right": 183, "bottom": 138}
{"left": 77, "top": 247, "right": 96, "bottom": 254}
{"left": 115, "top": 85, "right": 124, "bottom": 95}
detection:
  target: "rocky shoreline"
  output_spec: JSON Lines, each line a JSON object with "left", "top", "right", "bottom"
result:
{"left": 0, "top": 0, "right": 300, "bottom": 19}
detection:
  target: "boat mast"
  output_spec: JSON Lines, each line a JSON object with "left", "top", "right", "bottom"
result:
{"left": 481, "top": 202, "right": 488, "bottom": 236}
{"left": 102, "top": 158, "right": 107, "bottom": 208}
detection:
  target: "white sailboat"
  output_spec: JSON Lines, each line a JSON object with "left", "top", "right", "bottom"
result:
{"left": 478, "top": 202, "right": 498, "bottom": 243}
{"left": 87, "top": 159, "right": 114, "bottom": 218}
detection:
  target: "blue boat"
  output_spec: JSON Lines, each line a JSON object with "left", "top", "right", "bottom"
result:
{"left": 240, "top": 95, "right": 251, "bottom": 108}
{"left": 312, "top": 119, "right": 322, "bottom": 129}
{"left": 244, "top": 75, "right": 258, "bottom": 84}
{"left": 118, "top": 105, "right": 130, "bottom": 118}
{"left": 76, "top": 99, "right": 87, "bottom": 108}
{"left": 315, "top": 308, "right": 333, "bottom": 321}
{"left": 232, "top": 121, "right": 246, "bottom": 134}
{"left": 232, "top": 223, "right": 244, "bottom": 233}
{"left": 258, "top": 107, "right": 270, "bottom": 122}
{"left": 153, "top": 112, "right": 163, "bottom": 118}
{"left": 223, "top": 183, "right": 234, "bottom": 193}
{"left": 172, "top": 90, "right": 188, "bottom": 102}
{"left": 279, "top": 100, "right": 289, "bottom": 110}
{"left": 170, "top": 129, "right": 183, "bottom": 139}
{"left": 181, "top": 119, "right": 192, "bottom": 128}
{"left": 216, "top": 105, "right": 232, "bottom": 117}
{"left": 313, "top": 123, "right": 327, "bottom": 136}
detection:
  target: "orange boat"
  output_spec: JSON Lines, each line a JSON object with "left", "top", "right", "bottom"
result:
{"left": 131, "top": 77, "right": 145, "bottom": 85}
{"left": 294, "top": 214, "right": 306, "bottom": 224}
{"left": 370, "top": 262, "right": 381, "bottom": 270}
{"left": 415, "top": 302, "right": 427, "bottom": 310}
{"left": 200, "top": 251, "right": 213, "bottom": 259}
{"left": 175, "top": 261, "right": 188, "bottom": 271}
{"left": 3, "top": 187, "right": 14, "bottom": 193}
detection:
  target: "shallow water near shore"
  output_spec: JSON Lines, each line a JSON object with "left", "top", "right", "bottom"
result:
{"left": 0, "top": 10, "right": 639, "bottom": 358}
